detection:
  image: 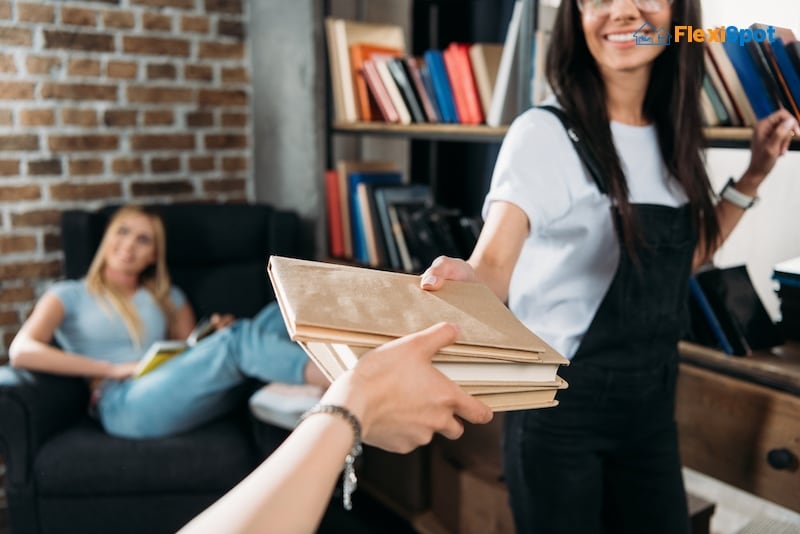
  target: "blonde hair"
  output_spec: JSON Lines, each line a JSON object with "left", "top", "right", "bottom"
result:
{"left": 85, "top": 206, "right": 176, "bottom": 346}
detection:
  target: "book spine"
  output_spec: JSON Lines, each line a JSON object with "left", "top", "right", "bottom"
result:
{"left": 689, "top": 276, "right": 734, "bottom": 354}
{"left": 325, "top": 169, "right": 344, "bottom": 257}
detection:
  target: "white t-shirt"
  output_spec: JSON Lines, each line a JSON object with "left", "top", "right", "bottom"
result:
{"left": 483, "top": 106, "right": 688, "bottom": 359}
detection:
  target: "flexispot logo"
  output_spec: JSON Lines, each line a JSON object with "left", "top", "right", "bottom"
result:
{"left": 634, "top": 22, "right": 777, "bottom": 46}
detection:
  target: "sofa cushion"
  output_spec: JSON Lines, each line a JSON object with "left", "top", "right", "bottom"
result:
{"left": 34, "top": 414, "right": 259, "bottom": 496}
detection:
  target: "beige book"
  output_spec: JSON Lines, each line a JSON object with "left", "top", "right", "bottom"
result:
{"left": 268, "top": 256, "right": 568, "bottom": 364}
{"left": 469, "top": 43, "right": 503, "bottom": 116}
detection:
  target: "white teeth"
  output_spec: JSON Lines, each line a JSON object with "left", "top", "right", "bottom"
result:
{"left": 606, "top": 33, "right": 636, "bottom": 42}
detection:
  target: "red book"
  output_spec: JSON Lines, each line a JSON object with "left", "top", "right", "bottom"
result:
{"left": 325, "top": 169, "right": 344, "bottom": 257}
{"left": 443, "top": 43, "right": 484, "bottom": 125}
{"left": 349, "top": 44, "right": 403, "bottom": 122}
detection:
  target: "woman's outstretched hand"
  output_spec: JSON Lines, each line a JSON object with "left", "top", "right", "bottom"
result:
{"left": 320, "top": 322, "right": 493, "bottom": 454}
{"left": 419, "top": 255, "right": 477, "bottom": 292}
{"left": 745, "top": 109, "right": 799, "bottom": 183}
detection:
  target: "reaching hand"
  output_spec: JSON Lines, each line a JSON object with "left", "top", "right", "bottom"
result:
{"left": 745, "top": 110, "right": 799, "bottom": 181}
{"left": 419, "top": 255, "right": 477, "bottom": 292}
{"left": 320, "top": 322, "right": 493, "bottom": 454}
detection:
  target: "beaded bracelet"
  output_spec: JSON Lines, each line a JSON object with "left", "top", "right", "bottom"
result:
{"left": 299, "top": 404, "right": 363, "bottom": 510}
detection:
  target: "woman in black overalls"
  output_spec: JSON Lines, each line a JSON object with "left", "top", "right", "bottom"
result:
{"left": 420, "top": 0, "right": 797, "bottom": 532}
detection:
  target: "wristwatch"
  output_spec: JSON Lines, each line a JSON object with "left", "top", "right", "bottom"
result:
{"left": 719, "top": 177, "right": 759, "bottom": 209}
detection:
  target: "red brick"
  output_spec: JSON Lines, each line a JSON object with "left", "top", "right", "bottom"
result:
{"left": 0, "top": 2, "right": 10, "bottom": 19}
{"left": 104, "top": 109, "right": 137, "bottom": 127}
{"left": 103, "top": 10, "right": 135, "bottom": 29}
{"left": 0, "top": 185, "right": 40, "bottom": 201}
{"left": 131, "top": 134, "right": 194, "bottom": 151}
{"left": 62, "top": 108, "right": 98, "bottom": 126}
{"left": 221, "top": 112, "right": 247, "bottom": 127}
{"left": 0, "top": 235, "right": 36, "bottom": 255}
{"left": 123, "top": 36, "right": 189, "bottom": 57}
{"left": 203, "top": 178, "right": 246, "bottom": 193}
{"left": 26, "top": 56, "right": 60, "bottom": 75}
{"left": 0, "top": 159, "right": 18, "bottom": 175}
{"left": 0, "top": 311, "right": 18, "bottom": 326}
{"left": 18, "top": 3, "right": 55, "bottom": 22}
{"left": 62, "top": 7, "right": 98, "bottom": 26}
{"left": 198, "top": 42, "right": 244, "bottom": 60}
{"left": 221, "top": 67, "right": 248, "bottom": 84}
{"left": 107, "top": 61, "right": 137, "bottom": 79}
{"left": 0, "top": 285, "right": 34, "bottom": 303}
{"left": 112, "top": 157, "right": 143, "bottom": 174}
{"left": 181, "top": 15, "right": 209, "bottom": 33}
{"left": 198, "top": 89, "right": 247, "bottom": 106}
{"left": 50, "top": 182, "right": 122, "bottom": 201}
{"left": 147, "top": 63, "right": 176, "bottom": 79}
{"left": 127, "top": 86, "right": 192, "bottom": 104}
{"left": 222, "top": 156, "right": 247, "bottom": 172}
{"left": 0, "top": 81, "right": 35, "bottom": 100}
{"left": 131, "top": 0, "right": 193, "bottom": 8}
{"left": 205, "top": 134, "right": 246, "bottom": 149}
{"left": 28, "top": 159, "right": 62, "bottom": 175}
{"left": 0, "top": 53, "right": 16, "bottom": 74}
{"left": 187, "top": 111, "right": 213, "bottom": 127}
{"left": 44, "top": 232, "right": 62, "bottom": 253}
{"left": 48, "top": 135, "right": 118, "bottom": 151}
{"left": 68, "top": 159, "right": 104, "bottom": 175}
{"left": 189, "top": 156, "right": 214, "bottom": 172}
{"left": 11, "top": 209, "right": 60, "bottom": 228}
{"left": 0, "top": 260, "right": 61, "bottom": 281}
{"left": 68, "top": 58, "right": 101, "bottom": 76}
{"left": 218, "top": 20, "right": 244, "bottom": 40}
{"left": 143, "top": 12, "right": 172, "bottom": 31}
{"left": 205, "top": 0, "right": 242, "bottom": 14}
{"left": 43, "top": 31, "right": 114, "bottom": 52}
{"left": 0, "top": 109, "right": 11, "bottom": 125}
{"left": 143, "top": 110, "right": 173, "bottom": 125}
{"left": 0, "top": 135, "right": 38, "bottom": 151}
{"left": 0, "top": 27, "right": 32, "bottom": 47}
{"left": 151, "top": 157, "right": 180, "bottom": 173}
{"left": 19, "top": 109, "right": 55, "bottom": 126}
{"left": 185, "top": 64, "right": 213, "bottom": 81}
{"left": 41, "top": 83, "right": 117, "bottom": 101}
{"left": 131, "top": 179, "right": 194, "bottom": 196}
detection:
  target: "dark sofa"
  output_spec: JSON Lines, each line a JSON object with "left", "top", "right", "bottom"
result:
{"left": 0, "top": 203, "right": 303, "bottom": 534}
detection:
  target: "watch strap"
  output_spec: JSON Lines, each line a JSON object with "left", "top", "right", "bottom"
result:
{"left": 720, "top": 177, "right": 758, "bottom": 209}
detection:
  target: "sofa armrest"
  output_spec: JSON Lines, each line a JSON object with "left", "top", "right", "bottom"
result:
{"left": 0, "top": 366, "right": 89, "bottom": 486}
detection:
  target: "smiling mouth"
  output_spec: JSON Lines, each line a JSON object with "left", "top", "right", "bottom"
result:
{"left": 605, "top": 32, "right": 638, "bottom": 43}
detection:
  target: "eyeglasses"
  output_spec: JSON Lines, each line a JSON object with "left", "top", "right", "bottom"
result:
{"left": 577, "top": 0, "right": 673, "bottom": 17}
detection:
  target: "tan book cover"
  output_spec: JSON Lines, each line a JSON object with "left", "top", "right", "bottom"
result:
{"left": 268, "top": 256, "right": 568, "bottom": 364}
{"left": 469, "top": 43, "right": 503, "bottom": 117}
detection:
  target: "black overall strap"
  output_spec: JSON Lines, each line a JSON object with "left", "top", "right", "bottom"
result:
{"left": 538, "top": 105, "right": 609, "bottom": 196}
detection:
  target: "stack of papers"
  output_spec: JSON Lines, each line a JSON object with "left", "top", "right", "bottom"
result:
{"left": 267, "top": 256, "right": 569, "bottom": 411}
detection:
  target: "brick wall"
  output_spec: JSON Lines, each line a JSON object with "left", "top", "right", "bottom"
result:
{"left": 0, "top": 0, "right": 252, "bottom": 358}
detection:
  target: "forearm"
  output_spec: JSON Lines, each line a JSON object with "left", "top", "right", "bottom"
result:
{"left": 179, "top": 413, "right": 352, "bottom": 534}
{"left": 9, "top": 335, "right": 113, "bottom": 378}
{"left": 468, "top": 255, "right": 512, "bottom": 303}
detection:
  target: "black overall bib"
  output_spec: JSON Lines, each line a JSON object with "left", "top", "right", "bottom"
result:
{"left": 503, "top": 108, "right": 696, "bottom": 534}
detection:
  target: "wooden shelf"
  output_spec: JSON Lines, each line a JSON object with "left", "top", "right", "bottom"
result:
{"left": 332, "top": 121, "right": 508, "bottom": 143}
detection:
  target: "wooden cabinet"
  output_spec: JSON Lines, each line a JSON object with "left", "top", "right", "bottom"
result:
{"left": 676, "top": 342, "right": 800, "bottom": 512}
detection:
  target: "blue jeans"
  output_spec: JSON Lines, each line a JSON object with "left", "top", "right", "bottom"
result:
{"left": 97, "top": 302, "right": 308, "bottom": 439}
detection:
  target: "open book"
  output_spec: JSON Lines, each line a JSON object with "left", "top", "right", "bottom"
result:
{"left": 267, "top": 256, "right": 569, "bottom": 411}
{"left": 133, "top": 317, "right": 216, "bottom": 378}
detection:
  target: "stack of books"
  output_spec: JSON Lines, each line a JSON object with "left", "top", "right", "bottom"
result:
{"left": 267, "top": 256, "right": 569, "bottom": 411}
{"left": 774, "top": 257, "right": 800, "bottom": 341}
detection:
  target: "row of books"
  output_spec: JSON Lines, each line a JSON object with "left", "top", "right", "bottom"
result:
{"left": 325, "top": 160, "right": 482, "bottom": 272}
{"left": 773, "top": 257, "right": 800, "bottom": 341}
{"left": 325, "top": 2, "right": 550, "bottom": 127}
{"left": 702, "top": 24, "right": 800, "bottom": 127}
{"left": 687, "top": 265, "right": 784, "bottom": 356}
{"left": 268, "top": 256, "right": 569, "bottom": 412}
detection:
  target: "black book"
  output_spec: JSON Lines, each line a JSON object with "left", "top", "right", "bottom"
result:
{"left": 744, "top": 39, "right": 794, "bottom": 115}
{"left": 694, "top": 265, "right": 784, "bottom": 354}
{"left": 387, "top": 57, "right": 427, "bottom": 123}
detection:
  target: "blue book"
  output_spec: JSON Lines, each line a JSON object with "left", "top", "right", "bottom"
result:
{"left": 770, "top": 39, "right": 800, "bottom": 114}
{"left": 722, "top": 37, "right": 779, "bottom": 119}
{"left": 688, "top": 276, "right": 734, "bottom": 355}
{"left": 348, "top": 171, "right": 403, "bottom": 264}
{"left": 423, "top": 49, "right": 458, "bottom": 123}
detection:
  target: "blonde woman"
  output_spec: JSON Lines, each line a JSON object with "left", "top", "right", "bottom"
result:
{"left": 9, "top": 206, "right": 326, "bottom": 439}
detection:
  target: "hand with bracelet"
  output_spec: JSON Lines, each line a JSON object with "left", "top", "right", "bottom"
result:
{"left": 179, "top": 322, "right": 493, "bottom": 534}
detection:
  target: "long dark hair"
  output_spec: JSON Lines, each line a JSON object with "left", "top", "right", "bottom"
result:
{"left": 546, "top": 0, "right": 719, "bottom": 257}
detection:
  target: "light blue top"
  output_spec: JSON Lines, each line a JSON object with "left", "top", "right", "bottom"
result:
{"left": 48, "top": 279, "right": 186, "bottom": 364}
